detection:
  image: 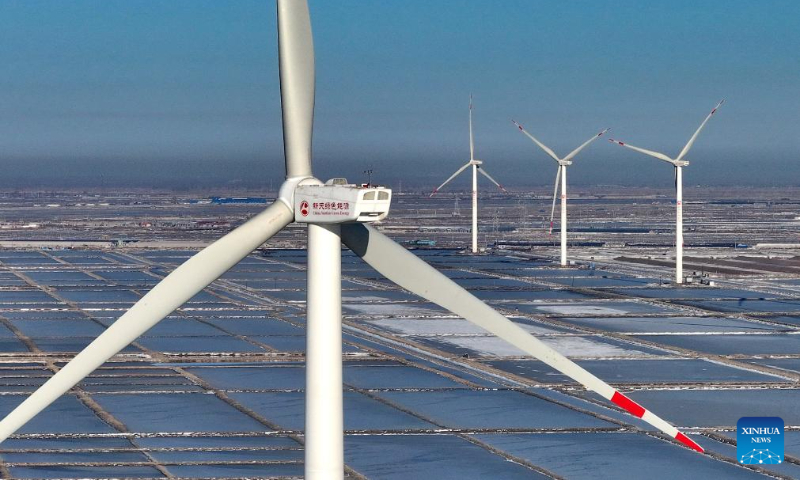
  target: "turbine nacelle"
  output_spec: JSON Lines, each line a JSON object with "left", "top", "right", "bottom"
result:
{"left": 294, "top": 181, "right": 392, "bottom": 224}
{"left": 469, "top": 159, "right": 483, "bottom": 166}
{"left": 674, "top": 159, "right": 690, "bottom": 167}
{"left": 557, "top": 159, "right": 573, "bottom": 167}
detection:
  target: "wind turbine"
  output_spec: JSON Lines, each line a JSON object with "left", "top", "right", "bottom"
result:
{"left": 430, "top": 96, "right": 507, "bottom": 254}
{"left": 512, "top": 120, "right": 609, "bottom": 266}
{"left": 609, "top": 100, "right": 724, "bottom": 284}
{"left": 0, "top": 2, "right": 703, "bottom": 477}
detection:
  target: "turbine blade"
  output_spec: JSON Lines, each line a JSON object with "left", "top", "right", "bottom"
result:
{"left": 512, "top": 120, "right": 560, "bottom": 162}
{"left": 608, "top": 138, "right": 676, "bottom": 165}
{"left": 469, "top": 95, "right": 475, "bottom": 161}
{"left": 477, "top": 167, "right": 507, "bottom": 193}
{"left": 430, "top": 163, "right": 471, "bottom": 196}
{"left": 0, "top": 202, "right": 294, "bottom": 443}
{"left": 340, "top": 224, "right": 704, "bottom": 453}
{"left": 278, "top": 0, "right": 315, "bottom": 178}
{"left": 550, "top": 165, "right": 562, "bottom": 234}
{"left": 562, "top": 128, "right": 610, "bottom": 162}
{"left": 676, "top": 100, "right": 724, "bottom": 161}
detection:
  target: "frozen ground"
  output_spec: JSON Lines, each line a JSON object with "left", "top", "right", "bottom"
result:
{"left": 0, "top": 247, "right": 797, "bottom": 479}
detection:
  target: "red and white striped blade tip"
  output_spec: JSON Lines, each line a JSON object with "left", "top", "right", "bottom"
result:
{"left": 676, "top": 433, "right": 704, "bottom": 453}
{"left": 611, "top": 391, "right": 704, "bottom": 453}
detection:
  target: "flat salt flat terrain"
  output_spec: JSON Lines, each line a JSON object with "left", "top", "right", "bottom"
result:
{"left": 0, "top": 247, "right": 797, "bottom": 480}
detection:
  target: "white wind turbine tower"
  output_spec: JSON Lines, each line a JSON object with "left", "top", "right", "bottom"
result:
{"left": 0, "top": 1, "right": 704, "bottom": 477}
{"left": 512, "top": 120, "right": 609, "bottom": 266}
{"left": 609, "top": 100, "right": 724, "bottom": 284}
{"left": 431, "top": 96, "right": 507, "bottom": 253}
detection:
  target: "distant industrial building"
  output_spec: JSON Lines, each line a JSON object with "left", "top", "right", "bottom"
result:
{"left": 210, "top": 197, "right": 268, "bottom": 205}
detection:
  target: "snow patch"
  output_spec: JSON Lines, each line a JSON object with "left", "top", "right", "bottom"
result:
{"left": 344, "top": 303, "right": 445, "bottom": 317}
{"left": 535, "top": 305, "right": 629, "bottom": 315}
{"left": 369, "top": 318, "right": 560, "bottom": 336}
{"left": 440, "top": 335, "right": 649, "bottom": 358}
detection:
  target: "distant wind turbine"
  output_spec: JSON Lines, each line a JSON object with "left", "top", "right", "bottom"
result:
{"left": 512, "top": 120, "right": 609, "bottom": 266}
{"left": 610, "top": 100, "right": 724, "bottom": 284}
{"left": 431, "top": 96, "right": 507, "bottom": 253}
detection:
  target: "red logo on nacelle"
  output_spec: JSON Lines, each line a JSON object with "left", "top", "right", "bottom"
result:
{"left": 300, "top": 201, "right": 309, "bottom": 217}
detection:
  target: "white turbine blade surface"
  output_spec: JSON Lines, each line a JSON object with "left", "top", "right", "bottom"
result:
{"left": 549, "top": 165, "right": 561, "bottom": 234}
{"left": 469, "top": 95, "right": 475, "bottom": 161}
{"left": 0, "top": 202, "right": 294, "bottom": 443}
{"left": 278, "top": 0, "right": 315, "bottom": 178}
{"left": 562, "top": 128, "right": 610, "bottom": 162}
{"left": 340, "top": 223, "right": 704, "bottom": 453}
{"left": 430, "top": 162, "right": 471, "bottom": 196}
{"left": 512, "top": 120, "right": 560, "bottom": 162}
{"left": 608, "top": 138, "right": 675, "bottom": 165}
{"left": 676, "top": 100, "right": 724, "bottom": 161}
{"left": 477, "top": 167, "right": 507, "bottom": 192}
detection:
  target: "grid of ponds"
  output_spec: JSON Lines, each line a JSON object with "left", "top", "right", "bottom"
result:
{"left": 0, "top": 248, "right": 797, "bottom": 479}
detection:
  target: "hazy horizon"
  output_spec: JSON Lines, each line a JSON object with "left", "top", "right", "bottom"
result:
{"left": 1, "top": 1, "right": 798, "bottom": 189}
{"left": 1, "top": 146, "right": 797, "bottom": 190}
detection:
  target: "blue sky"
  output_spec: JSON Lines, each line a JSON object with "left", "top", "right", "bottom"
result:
{"left": 0, "top": 1, "right": 798, "bottom": 189}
